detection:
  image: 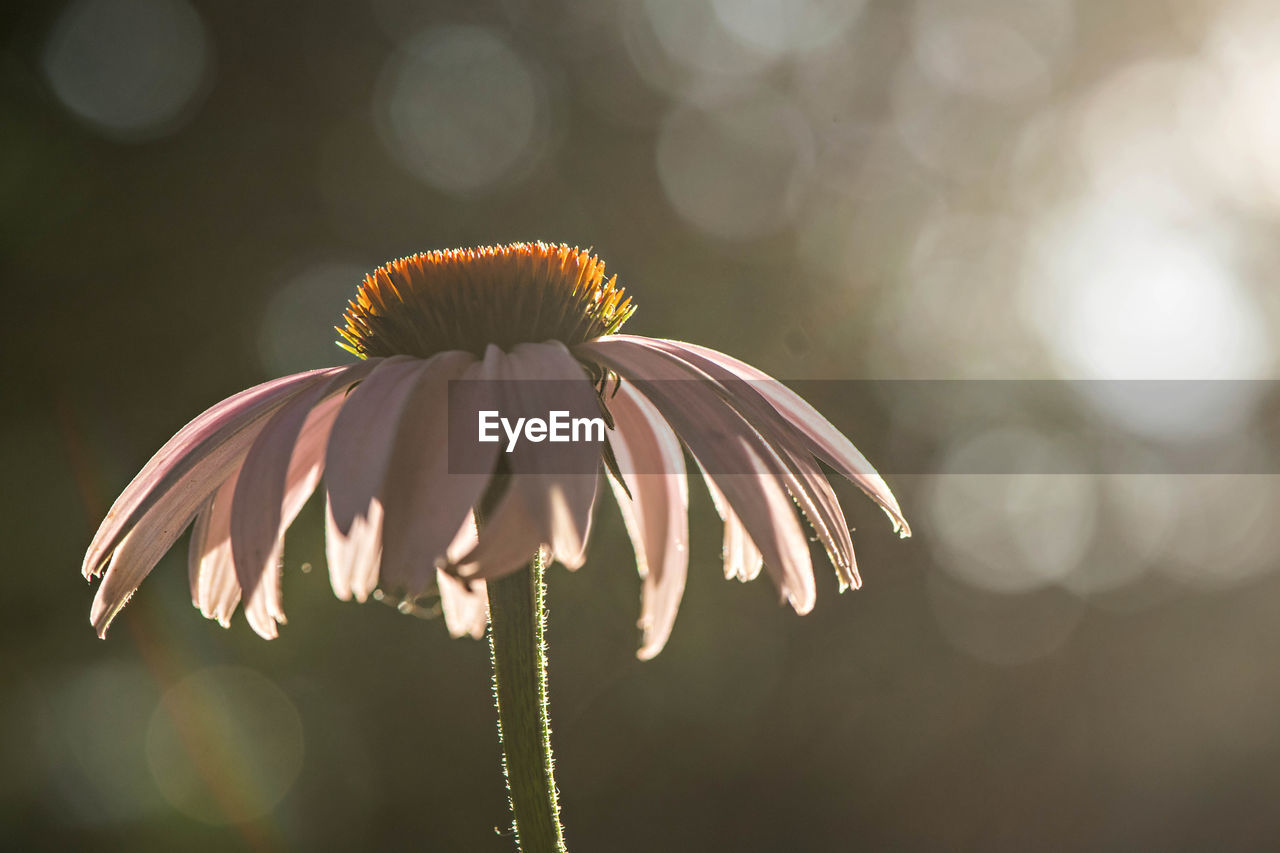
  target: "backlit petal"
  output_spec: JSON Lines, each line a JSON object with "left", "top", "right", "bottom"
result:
{"left": 606, "top": 380, "right": 689, "bottom": 660}
{"left": 452, "top": 343, "right": 601, "bottom": 578}
{"left": 581, "top": 339, "right": 815, "bottom": 613}
{"left": 590, "top": 337, "right": 879, "bottom": 589}
{"left": 378, "top": 352, "right": 491, "bottom": 598}
{"left": 83, "top": 366, "right": 355, "bottom": 580}
{"left": 324, "top": 356, "right": 425, "bottom": 601}
{"left": 700, "top": 469, "right": 763, "bottom": 583}
{"left": 232, "top": 364, "right": 375, "bottom": 637}
{"left": 633, "top": 336, "right": 909, "bottom": 537}
{"left": 609, "top": 337, "right": 860, "bottom": 584}
{"left": 438, "top": 560, "right": 489, "bottom": 641}
{"left": 186, "top": 471, "right": 243, "bottom": 629}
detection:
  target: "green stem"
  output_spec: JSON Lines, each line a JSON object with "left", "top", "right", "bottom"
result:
{"left": 487, "top": 553, "right": 566, "bottom": 852}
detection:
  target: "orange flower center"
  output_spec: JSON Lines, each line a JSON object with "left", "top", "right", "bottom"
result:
{"left": 337, "top": 242, "right": 635, "bottom": 359}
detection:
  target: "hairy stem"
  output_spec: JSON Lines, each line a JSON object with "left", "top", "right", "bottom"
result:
{"left": 487, "top": 553, "right": 566, "bottom": 852}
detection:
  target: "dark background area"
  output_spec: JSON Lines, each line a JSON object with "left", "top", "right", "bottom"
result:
{"left": 5, "top": 0, "right": 1280, "bottom": 849}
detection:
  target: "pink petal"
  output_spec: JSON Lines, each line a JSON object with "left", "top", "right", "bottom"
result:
{"left": 606, "top": 335, "right": 909, "bottom": 538}
{"left": 324, "top": 495, "right": 383, "bottom": 603}
{"left": 724, "top": 511, "right": 764, "bottom": 582}
{"left": 704, "top": 465, "right": 813, "bottom": 613}
{"left": 446, "top": 512, "right": 480, "bottom": 564}
{"left": 378, "top": 352, "right": 492, "bottom": 598}
{"left": 93, "top": 475, "right": 239, "bottom": 637}
{"left": 451, "top": 488, "right": 544, "bottom": 580}
{"left": 780, "top": 446, "right": 861, "bottom": 590}
{"left": 83, "top": 366, "right": 354, "bottom": 580}
{"left": 587, "top": 337, "right": 867, "bottom": 590}
{"left": 186, "top": 472, "right": 243, "bottom": 628}
{"left": 606, "top": 380, "right": 689, "bottom": 660}
{"left": 231, "top": 365, "right": 375, "bottom": 637}
{"left": 504, "top": 342, "right": 601, "bottom": 568}
{"left": 451, "top": 343, "right": 600, "bottom": 578}
{"left": 437, "top": 561, "right": 489, "bottom": 641}
{"left": 700, "top": 469, "right": 763, "bottom": 583}
{"left": 323, "top": 356, "right": 425, "bottom": 601}
{"left": 421, "top": 346, "right": 535, "bottom": 580}
{"left": 579, "top": 339, "right": 815, "bottom": 613}
{"left": 187, "top": 498, "right": 214, "bottom": 604}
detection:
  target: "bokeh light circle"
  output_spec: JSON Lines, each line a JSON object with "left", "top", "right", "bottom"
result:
{"left": 49, "top": 661, "right": 165, "bottom": 823}
{"left": 656, "top": 98, "right": 814, "bottom": 240}
{"left": 42, "top": 0, "right": 212, "bottom": 141}
{"left": 146, "top": 666, "right": 304, "bottom": 825}
{"left": 709, "top": 0, "right": 866, "bottom": 58}
{"left": 927, "top": 427, "right": 1097, "bottom": 594}
{"left": 624, "top": 0, "right": 773, "bottom": 104}
{"left": 870, "top": 210, "right": 1040, "bottom": 378}
{"left": 1150, "top": 460, "right": 1280, "bottom": 590}
{"left": 258, "top": 261, "right": 372, "bottom": 376}
{"left": 891, "top": 61, "right": 1024, "bottom": 178}
{"left": 1024, "top": 183, "right": 1272, "bottom": 439}
{"left": 375, "top": 26, "right": 546, "bottom": 196}
{"left": 910, "top": 0, "right": 1072, "bottom": 102}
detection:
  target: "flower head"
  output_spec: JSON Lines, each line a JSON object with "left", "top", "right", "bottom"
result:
{"left": 337, "top": 243, "right": 634, "bottom": 360}
{"left": 83, "top": 242, "right": 908, "bottom": 659}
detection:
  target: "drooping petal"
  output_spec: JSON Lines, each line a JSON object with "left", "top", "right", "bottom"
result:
{"left": 83, "top": 366, "right": 358, "bottom": 580}
{"left": 378, "top": 351, "right": 492, "bottom": 598}
{"left": 92, "top": 468, "right": 238, "bottom": 637}
{"left": 452, "top": 342, "right": 601, "bottom": 578}
{"left": 580, "top": 339, "right": 815, "bottom": 613}
{"left": 586, "top": 336, "right": 870, "bottom": 589}
{"left": 187, "top": 498, "right": 216, "bottom": 607}
{"left": 445, "top": 512, "right": 480, "bottom": 564}
{"left": 504, "top": 342, "right": 601, "bottom": 568}
{"left": 606, "top": 380, "right": 689, "bottom": 660}
{"left": 323, "top": 356, "right": 424, "bottom": 601}
{"left": 724, "top": 509, "right": 764, "bottom": 582}
{"left": 247, "top": 396, "right": 343, "bottom": 636}
{"left": 627, "top": 335, "right": 910, "bottom": 537}
{"left": 787, "top": 448, "right": 861, "bottom": 589}
{"left": 700, "top": 466, "right": 763, "bottom": 583}
{"left": 425, "top": 345, "right": 537, "bottom": 580}
{"left": 700, "top": 454, "right": 814, "bottom": 612}
{"left": 231, "top": 364, "right": 376, "bottom": 637}
{"left": 185, "top": 472, "right": 242, "bottom": 628}
{"left": 436, "top": 522, "right": 488, "bottom": 639}
{"left": 324, "top": 495, "right": 384, "bottom": 603}
{"left": 437, "top": 571, "right": 488, "bottom": 639}
{"left": 451, "top": 487, "right": 544, "bottom": 580}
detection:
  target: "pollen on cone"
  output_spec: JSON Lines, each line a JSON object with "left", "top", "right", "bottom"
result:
{"left": 338, "top": 242, "right": 635, "bottom": 360}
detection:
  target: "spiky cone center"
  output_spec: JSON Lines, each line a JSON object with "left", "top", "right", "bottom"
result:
{"left": 338, "top": 242, "right": 635, "bottom": 360}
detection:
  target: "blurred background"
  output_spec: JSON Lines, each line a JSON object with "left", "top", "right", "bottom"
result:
{"left": 4, "top": 0, "right": 1280, "bottom": 848}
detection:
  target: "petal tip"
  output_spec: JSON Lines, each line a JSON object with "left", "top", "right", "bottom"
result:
{"left": 888, "top": 509, "right": 912, "bottom": 539}
{"left": 90, "top": 589, "right": 132, "bottom": 639}
{"left": 636, "top": 632, "right": 667, "bottom": 660}
{"left": 556, "top": 549, "right": 587, "bottom": 571}
{"left": 788, "top": 591, "right": 816, "bottom": 615}
{"left": 249, "top": 621, "right": 279, "bottom": 640}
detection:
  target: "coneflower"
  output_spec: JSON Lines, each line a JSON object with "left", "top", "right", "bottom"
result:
{"left": 82, "top": 242, "right": 909, "bottom": 852}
